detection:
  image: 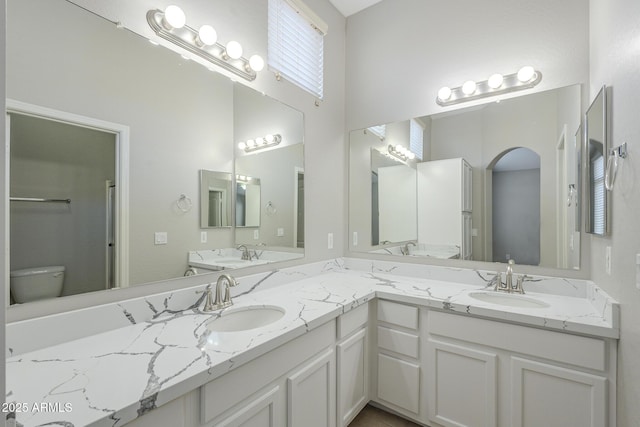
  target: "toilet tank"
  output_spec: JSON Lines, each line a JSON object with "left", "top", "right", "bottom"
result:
{"left": 10, "top": 266, "right": 65, "bottom": 303}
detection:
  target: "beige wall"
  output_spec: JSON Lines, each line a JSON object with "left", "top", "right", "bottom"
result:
{"left": 345, "top": 0, "right": 589, "bottom": 130}
{"left": 589, "top": 0, "right": 640, "bottom": 425}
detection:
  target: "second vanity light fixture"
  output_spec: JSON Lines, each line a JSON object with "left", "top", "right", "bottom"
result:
{"left": 238, "top": 134, "right": 282, "bottom": 153}
{"left": 388, "top": 144, "right": 416, "bottom": 162}
{"left": 147, "top": 5, "right": 264, "bottom": 81}
{"left": 436, "top": 66, "right": 542, "bottom": 106}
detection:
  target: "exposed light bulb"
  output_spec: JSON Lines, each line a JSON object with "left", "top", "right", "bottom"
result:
{"left": 238, "top": 141, "right": 247, "bottom": 150}
{"left": 407, "top": 152, "right": 416, "bottom": 160}
{"left": 249, "top": 55, "right": 265, "bottom": 72}
{"left": 488, "top": 73, "right": 504, "bottom": 89}
{"left": 247, "top": 139, "right": 256, "bottom": 147}
{"left": 196, "top": 25, "right": 217, "bottom": 47}
{"left": 517, "top": 66, "right": 535, "bottom": 82}
{"left": 462, "top": 80, "right": 477, "bottom": 95}
{"left": 437, "top": 86, "right": 452, "bottom": 101}
{"left": 162, "top": 5, "right": 186, "bottom": 30}
{"left": 265, "top": 134, "right": 275, "bottom": 143}
{"left": 225, "top": 41, "right": 243, "bottom": 59}
{"left": 255, "top": 137, "right": 265, "bottom": 145}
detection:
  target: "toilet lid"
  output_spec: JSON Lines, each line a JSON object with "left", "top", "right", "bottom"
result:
{"left": 10, "top": 266, "right": 65, "bottom": 277}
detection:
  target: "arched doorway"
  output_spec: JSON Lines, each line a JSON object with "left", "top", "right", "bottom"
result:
{"left": 488, "top": 147, "right": 541, "bottom": 265}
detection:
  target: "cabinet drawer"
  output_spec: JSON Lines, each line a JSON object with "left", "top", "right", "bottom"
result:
{"left": 377, "top": 354, "right": 420, "bottom": 414}
{"left": 377, "top": 326, "right": 419, "bottom": 359}
{"left": 377, "top": 300, "right": 418, "bottom": 330}
{"left": 428, "top": 311, "right": 606, "bottom": 371}
{"left": 337, "top": 303, "right": 368, "bottom": 340}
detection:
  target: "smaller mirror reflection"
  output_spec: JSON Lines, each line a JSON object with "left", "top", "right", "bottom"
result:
{"left": 200, "top": 170, "right": 233, "bottom": 228}
{"left": 235, "top": 176, "right": 261, "bottom": 227}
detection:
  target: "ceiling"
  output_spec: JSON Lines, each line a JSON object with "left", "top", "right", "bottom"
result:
{"left": 329, "top": 0, "right": 384, "bottom": 17}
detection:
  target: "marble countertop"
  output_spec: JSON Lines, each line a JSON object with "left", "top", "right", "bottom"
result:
{"left": 5, "top": 265, "right": 618, "bottom": 427}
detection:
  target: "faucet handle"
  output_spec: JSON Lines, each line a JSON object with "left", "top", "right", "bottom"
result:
{"left": 197, "top": 284, "right": 215, "bottom": 312}
{"left": 514, "top": 274, "right": 527, "bottom": 294}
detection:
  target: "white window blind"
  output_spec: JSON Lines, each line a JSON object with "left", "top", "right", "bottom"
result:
{"left": 368, "top": 125, "right": 386, "bottom": 139}
{"left": 592, "top": 154, "right": 605, "bottom": 234}
{"left": 268, "top": 0, "right": 326, "bottom": 99}
{"left": 409, "top": 119, "right": 424, "bottom": 160}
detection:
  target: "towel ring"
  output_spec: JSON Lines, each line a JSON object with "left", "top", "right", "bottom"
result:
{"left": 265, "top": 201, "right": 277, "bottom": 215}
{"left": 177, "top": 194, "right": 193, "bottom": 212}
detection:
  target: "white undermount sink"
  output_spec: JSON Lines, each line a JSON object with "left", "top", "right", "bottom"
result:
{"left": 206, "top": 305, "right": 286, "bottom": 332}
{"left": 467, "top": 291, "right": 550, "bottom": 309}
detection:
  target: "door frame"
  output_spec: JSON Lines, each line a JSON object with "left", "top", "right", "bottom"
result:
{"left": 6, "top": 99, "right": 130, "bottom": 289}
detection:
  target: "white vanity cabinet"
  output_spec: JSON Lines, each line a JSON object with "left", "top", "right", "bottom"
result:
{"left": 336, "top": 303, "right": 370, "bottom": 427}
{"left": 372, "top": 299, "right": 428, "bottom": 424}
{"left": 198, "top": 320, "right": 336, "bottom": 427}
{"left": 425, "top": 311, "right": 615, "bottom": 427}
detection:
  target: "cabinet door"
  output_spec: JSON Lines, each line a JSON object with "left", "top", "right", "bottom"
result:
{"left": 287, "top": 348, "right": 336, "bottom": 427}
{"left": 462, "top": 213, "right": 472, "bottom": 260}
{"left": 337, "top": 328, "right": 368, "bottom": 427}
{"left": 377, "top": 353, "right": 420, "bottom": 415}
{"left": 427, "top": 340, "right": 497, "bottom": 427}
{"left": 511, "top": 357, "right": 606, "bottom": 427}
{"left": 213, "top": 386, "right": 282, "bottom": 427}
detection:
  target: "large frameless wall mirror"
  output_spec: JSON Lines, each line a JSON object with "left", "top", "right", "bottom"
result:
{"left": 349, "top": 85, "right": 583, "bottom": 270}
{"left": 5, "top": 0, "right": 305, "bottom": 307}
{"left": 584, "top": 86, "right": 608, "bottom": 236}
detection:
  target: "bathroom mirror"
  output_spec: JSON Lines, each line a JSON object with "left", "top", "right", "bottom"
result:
{"left": 349, "top": 85, "right": 582, "bottom": 270}
{"left": 200, "top": 170, "right": 233, "bottom": 228}
{"left": 584, "top": 86, "right": 608, "bottom": 235}
{"left": 233, "top": 83, "right": 305, "bottom": 250}
{"left": 5, "top": 0, "right": 305, "bottom": 304}
{"left": 370, "top": 148, "right": 417, "bottom": 245}
{"left": 235, "top": 177, "right": 261, "bottom": 227}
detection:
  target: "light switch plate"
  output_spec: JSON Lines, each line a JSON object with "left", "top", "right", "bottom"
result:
{"left": 277, "top": 228, "right": 284, "bottom": 237}
{"left": 353, "top": 231, "right": 358, "bottom": 246}
{"left": 605, "top": 246, "right": 612, "bottom": 275}
{"left": 200, "top": 231, "right": 207, "bottom": 243}
{"left": 154, "top": 232, "right": 168, "bottom": 245}
{"left": 253, "top": 230, "right": 259, "bottom": 240}
{"left": 328, "top": 233, "right": 334, "bottom": 249}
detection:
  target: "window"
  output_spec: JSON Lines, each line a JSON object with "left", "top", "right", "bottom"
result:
{"left": 367, "top": 125, "right": 386, "bottom": 139}
{"left": 409, "top": 119, "right": 424, "bottom": 160}
{"left": 592, "top": 154, "right": 605, "bottom": 234}
{"left": 268, "top": 0, "right": 327, "bottom": 99}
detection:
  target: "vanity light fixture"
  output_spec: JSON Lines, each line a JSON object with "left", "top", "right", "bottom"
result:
{"left": 388, "top": 144, "right": 416, "bottom": 162}
{"left": 237, "top": 134, "right": 282, "bottom": 153}
{"left": 147, "top": 5, "right": 263, "bottom": 81}
{"left": 436, "top": 66, "right": 542, "bottom": 107}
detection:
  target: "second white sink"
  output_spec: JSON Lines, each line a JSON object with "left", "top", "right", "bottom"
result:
{"left": 206, "top": 305, "right": 286, "bottom": 332}
{"left": 468, "top": 291, "right": 550, "bottom": 309}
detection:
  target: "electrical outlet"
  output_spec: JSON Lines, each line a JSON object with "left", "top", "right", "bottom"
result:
{"left": 605, "top": 246, "right": 612, "bottom": 275}
{"left": 277, "top": 228, "right": 284, "bottom": 237}
{"left": 200, "top": 231, "right": 207, "bottom": 243}
{"left": 353, "top": 231, "right": 358, "bottom": 246}
{"left": 328, "top": 233, "right": 334, "bottom": 249}
{"left": 253, "top": 230, "right": 259, "bottom": 240}
{"left": 154, "top": 232, "right": 168, "bottom": 245}
{"left": 505, "top": 253, "right": 510, "bottom": 261}
{"left": 471, "top": 228, "right": 478, "bottom": 237}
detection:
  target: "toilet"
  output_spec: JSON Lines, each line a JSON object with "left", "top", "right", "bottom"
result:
{"left": 10, "top": 266, "right": 65, "bottom": 303}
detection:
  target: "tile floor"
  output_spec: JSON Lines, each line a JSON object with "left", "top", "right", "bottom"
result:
{"left": 348, "top": 405, "right": 422, "bottom": 427}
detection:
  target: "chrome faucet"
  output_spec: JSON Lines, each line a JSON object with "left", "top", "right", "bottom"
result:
{"left": 493, "top": 259, "right": 525, "bottom": 294}
{"left": 236, "top": 245, "right": 251, "bottom": 260}
{"left": 197, "top": 274, "right": 238, "bottom": 312}
{"left": 213, "top": 273, "right": 238, "bottom": 309}
{"left": 401, "top": 241, "right": 417, "bottom": 255}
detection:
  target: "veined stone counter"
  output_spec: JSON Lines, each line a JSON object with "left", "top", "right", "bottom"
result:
{"left": 5, "top": 258, "right": 619, "bottom": 426}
